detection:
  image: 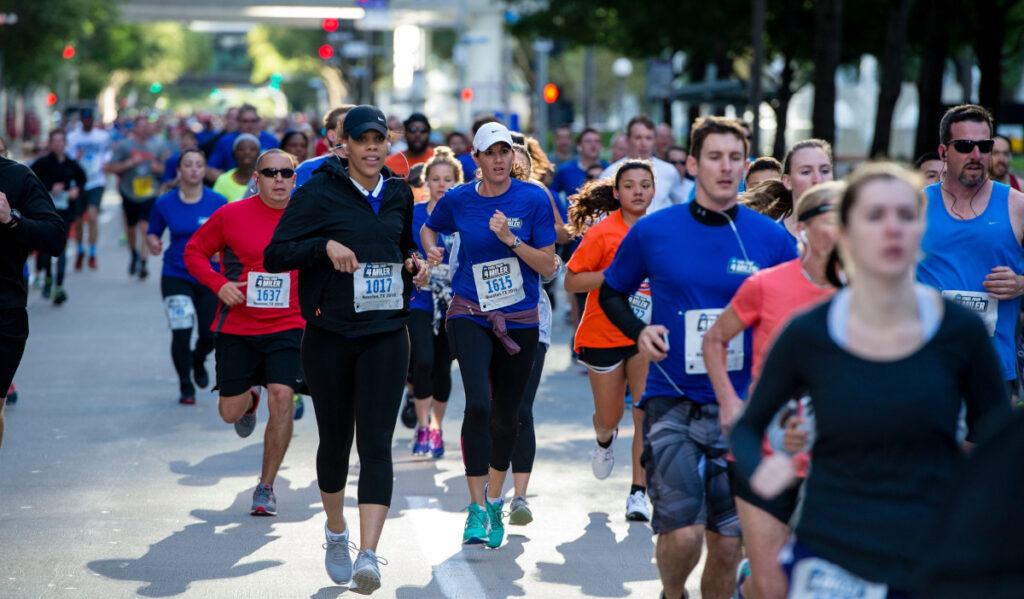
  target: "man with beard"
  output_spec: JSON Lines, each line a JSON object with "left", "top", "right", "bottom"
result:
{"left": 989, "top": 134, "right": 1022, "bottom": 191}
{"left": 385, "top": 113, "right": 434, "bottom": 180}
{"left": 918, "top": 104, "right": 1024, "bottom": 397}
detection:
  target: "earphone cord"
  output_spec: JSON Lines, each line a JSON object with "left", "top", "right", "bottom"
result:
{"left": 719, "top": 210, "right": 751, "bottom": 263}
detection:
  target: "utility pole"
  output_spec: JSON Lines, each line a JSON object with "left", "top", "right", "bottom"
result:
{"left": 533, "top": 39, "right": 552, "bottom": 143}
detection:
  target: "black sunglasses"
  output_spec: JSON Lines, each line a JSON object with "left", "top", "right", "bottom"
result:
{"left": 258, "top": 167, "right": 295, "bottom": 179}
{"left": 406, "top": 126, "right": 429, "bottom": 134}
{"left": 948, "top": 139, "right": 994, "bottom": 154}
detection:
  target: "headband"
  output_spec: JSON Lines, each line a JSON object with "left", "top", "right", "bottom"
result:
{"left": 798, "top": 203, "right": 832, "bottom": 222}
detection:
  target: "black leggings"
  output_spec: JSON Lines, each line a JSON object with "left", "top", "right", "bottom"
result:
{"left": 511, "top": 342, "right": 547, "bottom": 474}
{"left": 447, "top": 318, "right": 538, "bottom": 477}
{"left": 38, "top": 209, "right": 75, "bottom": 286}
{"left": 302, "top": 325, "right": 409, "bottom": 505}
{"left": 161, "top": 276, "right": 217, "bottom": 394}
{"left": 408, "top": 309, "right": 453, "bottom": 403}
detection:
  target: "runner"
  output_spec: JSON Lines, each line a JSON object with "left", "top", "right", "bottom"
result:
{"left": 777, "top": 139, "right": 834, "bottom": 237}
{"left": 280, "top": 130, "right": 310, "bottom": 165}
{"left": 702, "top": 181, "right": 843, "bottom": 599}
{"left": 29, "top": 130, "right": 87, "bottom": 305}
{"left": 0, "top": 149, "right": 67, "bottom": 450}
{"left": 66, "top": 107, "right": 112, "bottom": 270}
{"left": 598, "top": 116, "right": 797, "bottom": 599}
{"left": 264, "top": 105, "right": 425, "bottom": 593}
{"left": 989, "top": 134, "right": 1022, "bottom": 191}
{"left": 408, "top": 147, "right": 461, "bottom": 457}
{"left": 184, "top": 149, "right": 304, "bottom": 518}
{"left": 421, "top": 121, "right": 558, "bottom": 550}
{"left": 744, "top": 156, "right": 782, "bottom": 187}
{"left": 564, "top": 160, "right": 654, "bottom": 522}
{"left": 600, "top": 116, "right": 690, "bottom": 213}
{"left": 915, "top": 151, "right": 944, "bottom": 186}
{"left": 294, "top": 105, "right": 355, "bottom": 189}
{"left": 917, "top": 104, "right": 1024, "bottom": 394}
{"left": 212, "top": 133, "right": 260, "bottom": 202}
{"left": 109, "top": 116, "right": 167, "bottom": 279}
{"left": 147, "top": 148, "right": 227, "bottom": 405}
{"left": 385, "top": 113, "right": 434, "bottom": 179}
{"left": 732, "top": 162, "right": 1010, "bottom": 597}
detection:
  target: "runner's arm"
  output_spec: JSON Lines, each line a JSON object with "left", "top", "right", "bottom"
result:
{"left": 184, "top": 213, "right": 231, "bottom": 293}
{"left": 0, "top": 169, "right": 67, "bottom": 255}
{"left": 961, "top": 311, "right": 1012, "bottom": 441}
{"left": 264, "top": 185, "right": 330, "bottom": 272}
{"left": 564, "top": 268, "right": 604, "bottom": 293}
{"left": 702, "top": 305, "right": 748, "bottom": 433}
{"left": 598, "top": 282, "right": 645, "bottom": 341}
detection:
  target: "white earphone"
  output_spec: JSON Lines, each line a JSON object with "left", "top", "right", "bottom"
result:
{"left": 799, "top": 229, "right": 809, "bottom": 246}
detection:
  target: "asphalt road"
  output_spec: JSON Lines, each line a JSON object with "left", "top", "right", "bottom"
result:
{"left": 0, "top": 198, "right": 709, "bottom": 598}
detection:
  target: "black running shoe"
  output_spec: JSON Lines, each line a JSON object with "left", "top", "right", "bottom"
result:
{"left": 400, "top": 389, "right": 416, "bottom": 429}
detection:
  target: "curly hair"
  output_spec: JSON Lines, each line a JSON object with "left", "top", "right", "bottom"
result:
{"left": 567, "top": 160, "right": 654, "bottom": 237}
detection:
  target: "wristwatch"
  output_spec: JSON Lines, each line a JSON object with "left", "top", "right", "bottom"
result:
{"left": 507, "top": 236, "right": 521, "bottom": 250}
{"left": 3, "top": 209, "right": 21, "bottom": 229}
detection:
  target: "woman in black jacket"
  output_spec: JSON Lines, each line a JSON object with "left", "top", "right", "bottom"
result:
{"left": 264, "top": 105, "right": 428, "bottom": 595}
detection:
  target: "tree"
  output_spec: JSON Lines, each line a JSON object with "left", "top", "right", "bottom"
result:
{"left": 869, "top": 0, "right": 915, "bottom": 158}
{"left": 811, "top": 0, "right": 842, "bottom": 143}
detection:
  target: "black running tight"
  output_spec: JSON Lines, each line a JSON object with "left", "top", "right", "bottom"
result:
{"left": 302, "top": 324, "right": 409, "bottom": 505}
{"left": 408, "top": 309, "right": 453, "bottom": 402}
{"left": 447, "top": 318, "right": 538, "bottom": 477}
{"left": 160, "top": 276, "right": 217, "bottom": 393}
{"left": 511, "top": 342, "right": 547, "bottom": 474}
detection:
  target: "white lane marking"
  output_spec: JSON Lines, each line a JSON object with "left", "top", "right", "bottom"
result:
{"left": 406, "top": 495, "right": 487, "bottom": 599}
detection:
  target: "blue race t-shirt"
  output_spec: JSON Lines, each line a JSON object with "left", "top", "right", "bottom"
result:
{"left": 458, "top": 152, "right": 477, "bottom": 183}
{"left": 208, "top": 131, "right": 280, "bottom": 171}
{"left": 604, "top": 202, "right": 797, "bottom": 404}
{"left": 410, "top": 202, "right": 450, "bottom": 313}
{"left": 425, "top": 178, "right": 557, "bottom": 327}
{"left": 549, "top": 160, "right": 609, "bottom": 222}
{"left": 162, "top": 151, "right": 181, "bottom": 184}
{"left": 147, "top": 187, "right": 228, "bottom": 282}
{"left": 294, "top": 154, "right": 331, "bottom": 191}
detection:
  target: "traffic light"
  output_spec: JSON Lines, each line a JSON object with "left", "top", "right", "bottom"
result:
{"left": 269, "top": 72, "right": 283, "bottom": 90}
{"left": 460, "top": 87, "right": 474, "bottom": 102}
{"left": 46, "top": 92, "right": 57, "bottom": 106}
{"left": 318, "top": 44, "right": 334, "bottom": 60}
{"left": 149, "top": 82, "right": 162, "bottom": 94}
{"left": 62, "top": 45, "right": 75, "bottom": 59}
{"left": 322, "top": 18, "right": 339, "bottom": 32}
{"left": 543, "top": 83, "right": 559, "bottom": 104}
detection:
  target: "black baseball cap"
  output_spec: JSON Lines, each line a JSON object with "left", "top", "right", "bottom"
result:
{"left": 343, "top": 105, "right": 388, "bottom": 138}
{"left": 404, "top": 112, "right": 430, "bottom": 130}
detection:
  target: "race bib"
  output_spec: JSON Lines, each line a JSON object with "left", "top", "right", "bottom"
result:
{"left": 942, "top": 290, "right": 997, "bottom": 336}
{"left": 473, "top": 257, "right": 525, "bottom": 311}
{"left": 684, "top": 308, "right": 743, "bottom": 374}
{"left": 430, "top": 263, "right": 451, "bottom": 282}
{"left": 133, "top": 176, "right": 155, "bottom": 198}
{"left": 353, "top": 262, "right": 404, "bottom": 312}
{"left": 51, "top": 190, "right": 70, "bottom": 210}
{"left": 629, "top": 287, "right": 653, "bottom": 325}
{"left": 164, "top": 294, "right": 196, "bottom": 330}
{"left": 246, "top": 272, "right": 290, "bottom": 308}
{"left": 789, "top": 557, "right": 888, "bottom": 599}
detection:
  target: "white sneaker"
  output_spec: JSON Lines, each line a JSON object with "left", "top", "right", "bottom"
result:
{"left": 350, "top": 549, "right": 387, "bottom": 595}
{"left": 625, "top": 490, "right": 651, "bottom": 522}
{"left": 590, "top": 430, "right": 616, "bottom": 479}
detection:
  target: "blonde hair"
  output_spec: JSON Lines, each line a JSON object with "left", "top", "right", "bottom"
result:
{"left": 795, "top": 180, "right": 846, "bottom": 220}
{"left": 419, "top": 146, "right": 464, "bottom": 185}
{"left": 257, "top": 148, "right": 298, "bottom": 170}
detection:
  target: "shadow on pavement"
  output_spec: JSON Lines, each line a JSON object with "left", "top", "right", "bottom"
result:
{"left": 395, "top": 535, "right": 528, "bottom": 598}
{"left": 87, "top": 480, "right": 322, "bottom": 597}
{"left": 535, "top": 511, "right": 657, "bottom": 597}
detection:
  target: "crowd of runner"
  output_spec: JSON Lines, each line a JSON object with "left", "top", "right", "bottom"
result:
{"left": 1, "top": 97, "right": 1023, "bottom": 598}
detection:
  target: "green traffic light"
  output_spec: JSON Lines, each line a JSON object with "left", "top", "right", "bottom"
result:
{"left": 149, "top": 82, "right": 162, "bottom": 94}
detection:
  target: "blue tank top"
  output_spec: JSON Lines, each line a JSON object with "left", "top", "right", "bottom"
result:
{"left": 917, "top": 181, "right": 1022, "bottom": 379}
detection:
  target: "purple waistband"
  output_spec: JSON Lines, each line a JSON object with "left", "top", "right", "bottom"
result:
{"left": 447, "top": 294, "right": 538, "bottom": 354}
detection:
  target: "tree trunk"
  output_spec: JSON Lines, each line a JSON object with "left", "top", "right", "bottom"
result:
{"left": 870, "top": 0, "right": 914, "bottom": 158}
{"left": 914, "top": 0, "right": 949, "bottom": 157}
{"left": 686, "top": 57, "right": 705, "bottom": 140}
{"left": 772, "top": 58, "right": 796, "bottom": 160}
{"left": 811, "top": 0, "right": 842, "bottom": 143}
{"left": 974, "top": 0, "right": 1009, "bottom": 119}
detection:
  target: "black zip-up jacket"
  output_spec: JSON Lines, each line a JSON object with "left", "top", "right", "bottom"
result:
{"left": 29, "top": 152, "right": 87, "bottom": 204}
{"left": 264, "top": 157, "right": 417, "bottom": 336}
{"left": 0, "top": 157, "right": 67, "bottom": 308}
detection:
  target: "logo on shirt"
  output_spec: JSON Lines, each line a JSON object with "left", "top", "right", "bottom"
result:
{"left": 198, "top": 217, "right": 209, "bottom": 226}
{"left": 727, "top": 258, "right": 760, "bottom": 275}
{"left": 253, "top": 274, "right": 284, "bottom": 289}
{"left": 364, "top": 264, "right": 394, "bottom": 278}
{"left": 506, "top": 217, "right": 523, "bottom": 229}
{"left": 950, "top": 293, "right": 989, "bottom": 312}
{"left": 481, "top": 262, "right": 512, "bottom": 280}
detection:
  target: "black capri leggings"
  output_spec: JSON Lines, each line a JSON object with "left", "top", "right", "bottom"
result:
{"left": 511, "top": 342, "right": 547, "bottom": 474}
{"left": 161, "top": 276, "right": 218, "bottom": 393}
{"left": 447, "top": 317, "right": 538, "bottom": 477}
{"left": 408, "top": 309, "right": 453, "bottom": 403}
{"left": 302, "top": 324, "right": 409, "bottom": 505}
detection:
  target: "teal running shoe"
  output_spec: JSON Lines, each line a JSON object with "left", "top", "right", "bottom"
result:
{"left": 462, "top": 503, "right": 489, "bottom": 545}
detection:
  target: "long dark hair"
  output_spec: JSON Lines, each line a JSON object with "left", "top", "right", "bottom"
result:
{"left": 566, "top": 160, "right": 654, "bottom": 237}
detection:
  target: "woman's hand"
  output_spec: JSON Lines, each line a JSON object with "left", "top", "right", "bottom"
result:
{"left": 146, "top": 234, "right": 162, "bottom": 256}
{"left": 326, "top": 240, "right": 359, "bottom": 273}
{"left": 489, "top": 209, "right": 516, "bottom": 246}
{"left": 217, "top": 281, "right": 247, "bottom": 306}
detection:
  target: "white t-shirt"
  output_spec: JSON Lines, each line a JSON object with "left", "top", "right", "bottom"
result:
{"left": 599, "top": 156, "right": 690, "bottom": 214}
{"left": 66, "top": 127, "right": 112, "bottom": 191}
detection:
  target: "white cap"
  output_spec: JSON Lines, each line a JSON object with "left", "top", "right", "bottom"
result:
{"left": 473, "top": 122, "right": 514, "bottom": 153}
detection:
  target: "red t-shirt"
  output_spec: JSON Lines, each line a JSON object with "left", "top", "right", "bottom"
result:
{"left": 567, "top": 210, "right": 650, "bottom": 351}
{"left": 384, "top": 148, "right": 434, "bottom": 179}
{"left": 184, "top": 195, "right": 304, "bottom": 336}
{"left": 729, "top": 257, "right": 832, "bottom": 476}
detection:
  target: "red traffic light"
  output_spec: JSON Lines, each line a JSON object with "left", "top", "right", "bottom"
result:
{"left": 460, "top": 87, "right": 474, "bottom": 102}
{"left": 322, "top": 18, "right": 338, "bottom": 32}
{"left": 318, "top": 44, "right": 334, "bottom": 60}
{"left": 46, "top": 92, "right": 58, "bottom": 106}
{"left": 543, "top": 83, "right": 559, "bottom": 104}
{"left": 62, "top": 45, "right": 75, "bottom": 59}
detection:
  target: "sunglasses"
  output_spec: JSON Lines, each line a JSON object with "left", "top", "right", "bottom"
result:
{"left": 406, "top": 126, "right": 429, "bottom": 134}
{"left": 948, "top": 139, "right": 994, "bottom": 154}
{"left": 258, "top": 167, "right": 295, "bottom": 179}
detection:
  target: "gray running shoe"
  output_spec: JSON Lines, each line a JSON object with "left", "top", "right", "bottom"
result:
{"left": 350, "top": 549, "right": 388, "bottom": 595}
{"left": 234, "top": 390, "right": 260, "bottom": 438}
{"left": 322, "top": 520, "right": 356, "bottom": 584}
{"left": 508, "top": 495, "right": 533, "bottom": 526}
{"left": 250, "top": 482, "right": 277, "bottom": 516}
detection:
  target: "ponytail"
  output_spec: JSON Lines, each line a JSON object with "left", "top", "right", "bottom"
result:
{"left": 567, "top": 178, "right": 619, "bottom": 237}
